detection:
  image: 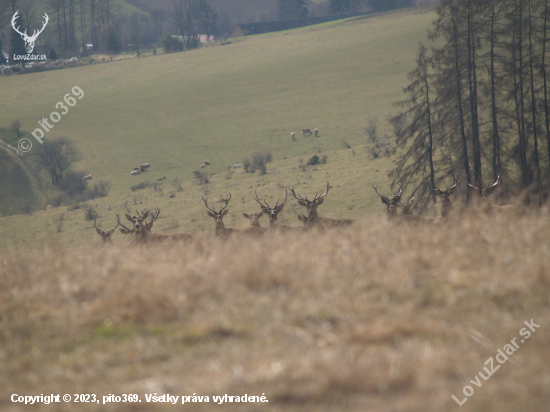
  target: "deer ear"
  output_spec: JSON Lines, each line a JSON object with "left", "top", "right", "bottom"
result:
{"left": 207, "top": 211, "right": 215, "bottom": 217}
{"left": 141, "top": 211, "right": 148, "bottom": 220}
{"left": 316, "top": 198, "right": 324, "bottom": 205}
{"left": 222, "top": 209, "right": 229, "bottom": 216}
{"left": 260, "top": 205, "right": 269, "bottom": 213}
{"left": 96, "top": 229, "right": 103, "bottom": 235}
{"left": 298, "top": 200, "right": 307, "bottom": 207}
{"left": 125, "top": 214, "right": 133, "bottom": 222}
{"left": 119, "top": 228, "right": 129, "bottom": 234}
{"left": 297, "top": 215, "right": 305, "bottom": 221}
{"left": 277, "top": 203, "right": 285, "bottom": 211}
{"left": 257, "top": 212, "right": 264, "bottom": 217}
{"left": 380, "top": 197, "right": 388, "bottom": 205}
{"left": 243, "top": 213, "right": 250, "bottom": 219}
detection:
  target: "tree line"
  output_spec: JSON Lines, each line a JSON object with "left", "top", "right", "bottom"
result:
{"left": 0, "top": 0, "right": 218, "bottom": 58}
{"left": 390, "top": 0, "right": 550, "bottom": 207}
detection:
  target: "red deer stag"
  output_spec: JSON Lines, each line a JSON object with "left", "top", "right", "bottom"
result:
{"left": 467, "top": 176, "right": 522, "bottom": 217}
{"left": 429, "top": 179, "right": 459, "bottom": 218}
{"left": 253, "top": 189, "right": 297, "bottom": 232}
{"left": 372, "top": 182, "right": 403, "bottom": 219}
{"left": 290, "top": 181, "right": 354, "bottom": 228}
{"left": 203, "top": 194, "right": 239, "bottom": 239}
{"left": 94, "top": 219, "right": 119, "bottom": 242}
{"left": 116, "top": 210, "right": 194, "bottom": 242}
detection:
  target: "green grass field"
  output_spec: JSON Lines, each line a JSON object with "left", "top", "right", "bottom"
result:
{"left": 0, "top": 7, "right": 435, "bottom": 245}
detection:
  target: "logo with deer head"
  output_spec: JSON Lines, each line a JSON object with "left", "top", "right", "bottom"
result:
{"left": 12, "top": 11, "right": 49, "bottom": 54}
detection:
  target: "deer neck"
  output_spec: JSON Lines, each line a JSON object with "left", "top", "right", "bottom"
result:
{"left": 215, "top": 223, "right": 226, "bottom": 237}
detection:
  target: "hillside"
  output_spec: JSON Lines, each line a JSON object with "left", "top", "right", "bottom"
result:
{"left": 0, "top": 7, "right": 435, "bottom": 245}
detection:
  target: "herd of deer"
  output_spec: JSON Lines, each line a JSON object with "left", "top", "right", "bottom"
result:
{"left": 373, "top": 174, "right": 522, "bottom": 222}
{"left": 93, "top": 175, "right": 521, "bottom": 243}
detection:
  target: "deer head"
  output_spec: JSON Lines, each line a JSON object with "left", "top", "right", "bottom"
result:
{"left": 203, "top": 193, "right": 231, "bottom": 230}
{"left": 291, "top": 204, "right": 309, "bottom": 225}
{"left": 12, "top": 11, "right": 49, "bottom": 54}
{"left": 289, "top": 181, "right": 332, "bottom": 225}
{"left": 467, "top": 176, "right": 500, "bottom": 201}
{"left": 372, "top": 182, "right": 402, "bottom": 217}
{"left": 243, "top": 212, "right": 263, "bottom": 227}
{"left": 94, "top": 219, "right": 119, "bottom": 242}
{"left": 253, "top": 190, "right": 288, "bottom": 225}
{"left": 429, "top": 178, "right": 460, "bottom": 217}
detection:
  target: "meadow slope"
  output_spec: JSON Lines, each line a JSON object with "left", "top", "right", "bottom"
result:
{"left": 0, "top": 8, "right": 438, "bottom": 244}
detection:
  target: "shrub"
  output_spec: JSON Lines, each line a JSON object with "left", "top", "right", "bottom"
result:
{"left": 83, "top": 204, "right": 98, "bottom": 220}
{"left": 131, "top": 181, "right": 152, "bottom": 191}
{"left": 249, "top": 150, "right": 273, "bottom": 175}
{"left": 91, "top": 180, "right": 111, "bottom": 198}
{"left": 160, "top": 34, "right": 184, "bottom": 53}
{"left": 243, "top": 158, "right": 251, "bottom": 173}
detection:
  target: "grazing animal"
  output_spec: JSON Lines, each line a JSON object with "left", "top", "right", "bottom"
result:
{"left": 94, "top": 219, "right": 119, "bottom": 242}
{"left": 83, "top": 174, "right": 92, "bottom": 180}
{"left": 314, "top": 128, "right": 319, "bottom": 137}
{"left": 203, "top": 194, "right": 239, "bottom": 239}
{"left": 192, "top": 170, "right": 201, "bottom": 176}
{"left": 203, "top": 160, "right": 210, "bottom": 165}
{"left": 157, "top": 176, "right": 166, "bottom": 181}
{"left": 302, "top": 128, "right": 312, "bottom": 137}
{"left": 233, "top": 164, "right": 243, "bottom": 169}
{"left": 200, "top": 164, "right": 206, "bottom": 168}
{"left": 290, "top": 132, "right": 296, "bottom": 141}
{"left": 140, "top": 163, "right": 151, "bottom": 169}
{"left": 131, "top": 170, "right": 140, "bottom": 175}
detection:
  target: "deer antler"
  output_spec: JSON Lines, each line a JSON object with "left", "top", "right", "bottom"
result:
{"left": 274, "top": 189, "right": 288, "bottom": 209}
{"left": 313, "top": 181, "right": 332, "bottom": 202}
{"left": 219, "top": 193, "right": 232, "bottom": 213}
{"left": 289, "top": 186, "right": 308, "bottom": 202}
{"left": 372, "top": 182, "right": 389, "bottom": 202}
{"left": 202, "top": 195, "right": 217, "bottom": 214}
{"left": 392, "top": 182, "right": 403, "bottom": 200}
{"left": 93, "top": 218, "right": 105, "bottom": 235}
{"left": 485, "top": 175, "right": 500, "bottom": 196}
{"left": 291, "top": 204, "right": 307, "bottom": 218}
{"left": 116, "top": 214, "right": 134, "bottom": 233}
{"left": 253, "top": 190, "right": 271, "bottom": 209}
{"left": 150, "top": 208, "right": 161, "bottom": 223}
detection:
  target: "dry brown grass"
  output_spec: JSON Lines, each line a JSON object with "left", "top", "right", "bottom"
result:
{"left": 1, "top": 212, "right": 549, "bottom": 411}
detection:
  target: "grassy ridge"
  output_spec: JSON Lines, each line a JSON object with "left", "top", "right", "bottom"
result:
{"left": 0, "top": 8, "right": 435, "bottom": 244}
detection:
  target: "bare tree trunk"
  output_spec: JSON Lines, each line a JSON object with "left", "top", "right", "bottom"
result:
{"left": 489, "top": 1, "right": 502, "bottom": 181}
{"left": 467, "top": 0, "right": 482, "bottom": 188}
{"left": 543, "top": 0, "right": 550, "bottom": 168}
{"left": 528, "top": 0, "right": 540, "bottom": 196}
{"left": 451, "top": 0, "right": 472, "bottom": 200}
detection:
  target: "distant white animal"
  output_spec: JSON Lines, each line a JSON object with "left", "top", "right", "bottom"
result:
{"left": 131, "top": 170, "right": 140, "bottom": 175}
{"left": 83, "top": 174, "right": 92, "bottom": 180}
{"left": 314, "top": 128, "right": 319, "bottom": 137}
{"left": 290, "top": 132, "right": 296, "bottom": 141}
{"left": 233, "top": 164, "right": 243, "bottom": 169}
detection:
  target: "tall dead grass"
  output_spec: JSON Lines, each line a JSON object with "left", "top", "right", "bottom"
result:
{"left": 1, "top": 213, "right": 549, "bottom": 411}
